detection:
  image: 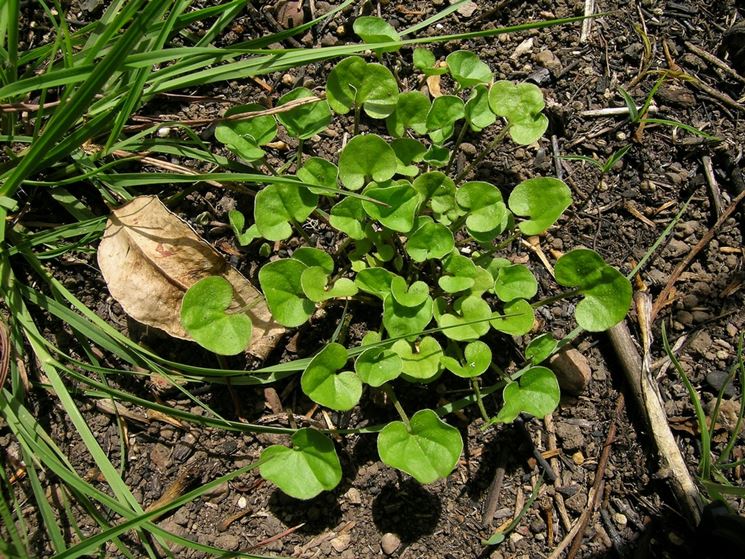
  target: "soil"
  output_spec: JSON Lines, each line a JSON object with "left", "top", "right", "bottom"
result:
{"left": 3, "top": 1, "right": 745, "bottom": 558}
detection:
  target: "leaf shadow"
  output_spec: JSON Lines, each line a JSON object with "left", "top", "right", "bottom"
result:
{"left": 371, "top": 479, "right": 442, "bottom": 542}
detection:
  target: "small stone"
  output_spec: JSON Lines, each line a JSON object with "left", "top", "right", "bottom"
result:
{"left": 344, "top": 487, "right": 362, "bottom": 505}
{"left": 509, "top": 532, "right": 524, "bottom": 544}
{"left": 331, "top": 533, "right": 352, "bottom": 553}
{"left": 381, "top": 532, "right": 401, "bottom": 555}
{"left": 213, "top": 533, "right": 241, "bottom": 551}
{"left": 706, "top": 371, "right": 737, "bottom": 398}
{"left": 726, "top": 323, "right": 738, "bottom": 338}
{"left": 321, "top": 34, "right": 339, "bottom": 47}
{"left": 529, "top": 517, "right": 546, "bottom": 533}
{"left": 456, "top": 1, "right": 479, "bottom": 17}
{"left": 565, "top": 491, "right": 588, "bottom": 514}
{"left": 613, "top": 512, "right": 628, "bottom": 527}
{"left": 690, "top": 331, "right": 712, "bottom": 354}
{"left": 150, "top": 443, "right": 171, "bottom": 471}
{"left": 572, "top": 451, "right": 585, "bottom": 465}
{"left": 668, "top": 532, "right": 685, "bottom": 546}
{"left": 692, "top": 310, "right": 712, "bottom": 324}
{"left": 156, "top": 127, "right": 170, "bottom": 138}
{"left": 657, "top": 84, "right": 696, "bottom": 107}
{"left": 555, "top": 422, "right": 586, "bottom": 450}
{"left": 281, "top": 73, "right": 295, "bottom": 86}
{"left": 534, "top": 49, "right": 562, "bottom": 74}
{"left": 237, "top": 496, "right": 247, "bottom": 509}
{"left": 549, "top": 348, "right": 592, "bottom": 395}
{"left": 460, "top": 142, "right": 477, "bottom": 155}
{"left": 665, "top": 239, "right": 689, "bottom": 258}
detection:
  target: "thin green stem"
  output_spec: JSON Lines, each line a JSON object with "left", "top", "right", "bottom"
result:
{"left": 531, "top": 289, "right": 581, "bottom": 309}
{"left": 446, "top": 122, "right": 469, "bottom": 174}
{"left": 382, "top": 384, "right": 410, "bottom": 429}
{"left": 296, "top": 138, "right": 304, "bottom": 169}
{"left": 471, "top": 378, "right": 490, "bottom": 423}
{"left": 353, "top": 105, "right": 361, "bottom": 136}
{"left": 455, "top": 125, "right": 510, "bottom": 182}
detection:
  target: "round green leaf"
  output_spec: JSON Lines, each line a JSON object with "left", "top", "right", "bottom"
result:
{"left": 326, "top": 57, "right": 399, "bottom": 118}
{"left": 361, "top": 181, "right": 419, "bottom": 232}
{"left": 413, "top": 47, "right": 447, "bottom": 76}
{"left": 406, "top": 217, "right": 454, "bottom": 262}
{"left": 301, "top": 343, "right": 362, "bottom": 411}
{"left": 215, "top": 103, "right": 277, "bottom": 162}
{"left": 494, "top": 367, "right": 560, "bottom": 423}
{"left": 329, "top": 197, "right": 367, "bottom": 239}
{"left": 446, "top": 51, "right": 492, "bottom": 88}
{"left": 412, "top": 172, "right": 460, "bottom": 225}
{"left": 554, "top": 249, "right": 632, "bottom": 331}
{"left": 292, "top": 247, "right": 334, "bottom": 274}
{"left": 465, "top": 84, "right": 497, "bottom": 132}
{"left": 228, "top": 209, "right": 259, "bottom": 246}
{"left": 338, "top": 134, "right": 397, "bottom": 190}
{"left": 260, "top": 428, "right": 342, "bottom": 500}
{"left": 254, "top": 183, "right": 318, "bottom": 241}
{"left": 386, "top": 91, "right": 431, "bottom": 137}
{"left": 355, "top": 267, "right": 396, "bottom": 299}
{"left": 180, "top": 276, "right": 252, "bottom": 355}
{"left": 456, "top": 181, "right": 510, "bottom": 242}
{"left": 490, "top": 298, "right": 534, "bottom": 336}
{"left": 488, "top": 80, "right": 548, "bottom": 145}
{"left": 422, "top": 145, "right": 451, "bottom": 168}
{"left": 276, "top": 87, "right": 331, "bottom": 140}
{"left": 297, "top": 157, "right": 338, "bottom": 195}
{"left": 434, "top": 295, "right": 491, "bottom": 341}
{"left": 259, "top": 259, "right": 314, "bottom": 327}
{"left": 426, "top": 95, "right": 465, "bottom": 144}
{"left": 391, "top": 138, "right": 427, "bottom": 177}
{"left": 441, "top": 340, "right": 491, "bottom": 378}
{"left": 494, "top": 264, "right": 538, "bottom": 302}
{"left": 525, "top": 333, "right": 558, "bottom": 364}
{"left": 377, "top": 409, "right": 463, "bottom": 484}
{"left": 353, "top": 16, "right": 401, "bottom": 53}
{"left": 392, "top": 336, "right": 443, "bottom": 380}
{"left": 508, "top": 177, "right": 571, "bottom": 236}
{"left": 383, "top": 293, "right": 433, "bottom": 339}
{"left": 301, "top": 266, "right": 358, "bottom": 302}
{"left": 355, "top": 347, "right": 402, "bottom": 387}
{"left": 390, "top": 276, "right": 430, "bottom": 307}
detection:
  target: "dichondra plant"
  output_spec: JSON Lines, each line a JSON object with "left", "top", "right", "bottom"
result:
{"left": 183, "top": 21, "right": 633, "bottom": 499}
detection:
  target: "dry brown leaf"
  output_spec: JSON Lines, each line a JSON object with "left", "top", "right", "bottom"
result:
{"left": 426, "top": 74, "right": 442, "bottom": 98}
{"left": 97, "top": 196, "right": 284, "bottom": 358}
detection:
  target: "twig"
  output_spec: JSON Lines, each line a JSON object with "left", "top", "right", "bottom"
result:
{"left": 684, "top": 41, "right": 745, "bottom": 85}
{"left": 545, "top": 414, "right": 573, "bottom": 532}
{"left": 580, "top": 0, "right": 595, "bottom": 43}
{"left": 607, "top": 319, "right": 703, "bottom": 525}
{"left": 251, "top": 522, "right": 306, "bottom": 549}
{"left": 600, "top": 507, "right": 627, "bottom": 556}
{"left": 701, "top": 155, "right": 722, "bottom": 216}
{"left": 652, "top": 188, "right": 745, "bottom": 319}
{"left": 482, "top": 450, "right": 507, "bottom": 526}
{"left": 515, "top": 416, "right": 558, "bottom": 483}
{"left": 551, "top": 135, "right": 563, "bottom": 180}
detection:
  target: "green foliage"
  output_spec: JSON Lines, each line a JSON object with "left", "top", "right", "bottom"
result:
{"left": 180, "top": 276, "right": 252, "bottom": 355}
{"left": 426, "top": 95, "right": 465, "bottom": 144}
{"left": 215, "top": 103, "right": 277, "bottom": 162}
{"left": 301, "top": 343, "right": 362, "bottom": 410}
{"left": 387, "top": 92, "right": 431, "bottom": 137}
{"left": 413, "top": 47, "right": 448, "bottom": 75}
{"left": 494, "top": 367, "right": 560, "bottom": 423}
{"left": 488, "top": 80, "right": 549, "bottom": 145}
{"left": 326, "top": 56, "right": 399, "bottom": 118}
{"left": 446, "top": 51, "right": 493, "bottom": 88}
{"left": 508, "top": 177, "right": 571, "bottom": 235}
{"left": 254, "top": 182, "right": 317, "bottom": 240}
{"left": 276, "top": 87, "right": 332, "bottom": 140}
{"left": 353, "top": 16, "right": 401, "bottom": 53}
{"left": 338, "top": 134, "right": 397, "bottom": 190}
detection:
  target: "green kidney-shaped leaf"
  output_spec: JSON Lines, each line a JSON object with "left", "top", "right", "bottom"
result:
{"left": 292, "top": 247, "right": 334, "bottom": 274}
{"left": 508, "top": 177, "right": 571, "bottom": 236}
{"left": 435, "top": 295, "right": 492, "bottom": 341}
{"left": 413, "top": 47, "right": 447, "bottom": 76}
{"left": 441, "top": 340, "right": 491, "bottom": 378}
{"left": 554, "top": 249, "right": 632, "bottom": 331}
{"left": 525, "top": 333, "right": 558, "bottom": 364}
{"left": 254, "top": 183, "right": 317, "bottom": 240}
{"left": 180, "top": 276, "right": 252, "bottom": 355}
{"left": 259, "top": 259, "right": 314, "bottom": 327}
{"left": 494, "top": 367, "right": 560, "bottom": 423}
{"left": 300, "top": 266, "right": 357, "bottom": 302}
{"left": 465, "top": 84, "right": 497, "bottom": 132}
{"left": 456, "top": 181, "right": 511, "bottom": 242}
{"left": 494, "top": 264, "right": 538, "bottom": 302}
{"left": 391, "top": 138, "right": 427, "bottom": 177}
{"left": 260, "top": 429, "right": 342, "bottom": 500}
{"left": 362, "top": 181, "right": 419, "bottom": 232}
{"left": 383, "top": 293, "right": 433, "bottom": 339}
{"left": 412, "top": 172, "right": 461, "bottom": 225}
{"left": 338, "top": 134, "right": 397, "bottom": 190}
{"left": 446, "top": 51, "right": 493, "bottom": 88}
{"left": 490, "top": 298, "right": 534, "bottom": 336}
{"left": 422, "top": 145, "right": 451, "bottom": 168}
{"left": 406, "top": 217, "right": 454, "bottom": 262}
{"left": 392, "top": 336, "right": 443, "bottom": 381}
{"left": 427, "top": 95, "right": 465, "bottom": 144}
{"left": 329, "top": 197, "right": 367, "bottom": 239}
{"left": 390, "top": 276, "right": 430, "bottom": 307}
{"left": 215, "top": 103, "right": 277, "bottom": 162}
{"left": 301, "top": 343, "right": 362, "bottom": 411}
{"left": 297, "top": 157, "right": 338, "bottom": 195}
{"left": 228, "top": 209, "right": 260, "bottom": 246}
{"left": 353, "top": 16, "right": 400, "bottom": 52}
{"left": 386, "top": 91, "right": 431, "bottom": 137}
{"left": 377, "top": 409, "right": 463, "bottom": 484}
{"left": 354, "top": 267, "right": 396, "bottom": 299}
{"left": 276, "top": 87, "right": 331, "bottom": 140}
{"left": 437, "top": 252, "right": 492, "bottom": 296}
{"left": 488, "top": 80, "right": 548, "bottom": 145}
{"left": 355, "top": 347, "right": 402, "bottom": 387}
{"left": 326, "top": 56, "right": 399, "bottom": 118}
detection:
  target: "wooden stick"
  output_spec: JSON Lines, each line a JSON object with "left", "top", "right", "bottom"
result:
{"left": 684, "top": 41, "right": 745, "bottom": 85}
{"left": 580, "top": 0, "right": 595, "bottom": 43}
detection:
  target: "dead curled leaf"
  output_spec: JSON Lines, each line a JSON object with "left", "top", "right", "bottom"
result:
{"left": 97, "top": 196, "right": 284, "bottom": 358}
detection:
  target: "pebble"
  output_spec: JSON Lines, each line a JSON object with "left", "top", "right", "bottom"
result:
{"left": 549, "top": 348, "right": 592, "bottom": 395}
{"left": 460, "top": 142, "right": 477, "bottom": 155}
{"left": 675, "top": 310, "right": 693, "bottom": 326}
{"left": 690, "top": 331, "right": 713, "bottom": 354}
{"left": 344, "top": 487, "right": 362, "bottom": 505}
{"left": 613, "top": 512, "right": 628, "bottom": 527}
{"left": 565, "top": 491, "right": 588, "bottom": 514}
{"left": 331, "top": 533, "right": 352, "bottom": 553}
{"left": 213, "top": 533, "right": 241, "bottom": 551}
{"left": 665, "top": 239, "right": 689, "bottom": 258}
{"left": 706, "top": 371, "right": 737, "bottom": 398}
{"left": 381, "top": 532, "right": 401, "bottom": 555}
{"left": 237, "top": 496, "right": 247, "bottom": 509}
{"left": 572, "top": 451, "right": 585, "bottom": 465}
{"left": 692, "top": 310, "right": 712, "bottom": 324}
{"left": 555, "top": 422, "right": 586, "bottom": 450}
{"left": 534, "top": 49, "right": 562, "bottom": 74}
{"left": 456, "top": 1, "right": 479, "bottom": 17}
{"left": 150, "top": 443, "right": 171, "bottom": 471}
{"left": 529, "top": 517, "right": 546, "bottom": 533}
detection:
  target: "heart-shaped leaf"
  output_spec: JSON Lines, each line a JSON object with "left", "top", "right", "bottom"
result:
{"left": 488, "top": 80, "right": 548, "bottom": 145}
{"left": 412, "top": 172, "right": 461, "bottom": 225}
{"left": 554, "top": 249, "right": 632, "bottom": 331}
{"left": 446, "top": 51, "right": 493, "bottom": 88}
{"left": 355, "top": 267, "right": 396, "bottom": 299}
{"left": 180, "top": 276, "right": 253, "bottom": 355}
{"left": 297, "top": 157, "right": 338, "bottom": 195}
{"left": 438, "top": 252, "right": 492, "bottom": 295}
{"left": 490, "top": 298, "right": 534, "bottom": 336}
{"left": 525, "top": 333, "right": 558, "bottom": 364}
{"left": 426, "top": 95, "right": 465, "bottom": 144}
{"left": 259, "top": 259, "right": 314, "bottom": 327}
{"left": 260, "top": 428, "right": 342, "bottom": 500}
{"left": 392, "top": 336, "right": 443, "bottom": 381}
{"left": 391, "top": 138, "right": 427, "bottom": 177}
{"left": 390, "top": 276, "right": 430, "bottom": 307}
{"left": 494, "top": 367, "right": 560, "bottom": 423}
{"left": 300, "top": 266, "right": 358, "bottom": 302}
{"left": 386, "top": 91, "right": 431, "bottom": 137}
{"left": 291, "top": 247, "right": 334, "bottom": 274}
{"left": 215, "top": 103, "right": 277, "bottom": 162}
{"left": 228, "top": 210, "right": 260, "bottom": 246}
{"left": 456, "top": 181, "right": 511, "bottom": 242}
{"left": 465, "top": 84, "right": 497, "bottom": 132}
{"left": 355, "top": 347, "right": 402, "bottom": 387}
{"left": 254, "top": 183, "right": 317, "bottom": 241}
{"left": 383, "top": 293, "right": 433, "bottom": 339}
{"left": 406, "top": 216, "right": 454, "bottom": 262}
{"left": 377, "top": 409, "right": 463, "bottom": 484}
{"left": 508, "top": 177, "right": 571, "bottom": 236}
{"left": 301, "top": 343, "right": 362, "bottom": 411}
{"left": 353, "top": 16, "right": 401, "bottom": 52}
{"left": 422, "top": 145, "right": 451, "bottom": 168}
{"left": 338, "top": 134, "right": 397, "bottom": 190}
{"left": 362, "top": 181, "right": 419, "bottom": 232}
{"left": 494, "top": 264, "right": 538, "bottom": 302}
{"left": 326, "top": 56, "right": 399, "bottom": 118}
{"left": 413, "top": 47, "right": 447, "bottom": 76}
{"left": 441, "top": 340, "right": 491, "bottom": 378}
{"left": 329, "top": 197, "right": 367, "bottom": 240}
{"left": 434, "top": 295, "right": 492, "bottom": 341}
{"left": 276, "top": 87, "right": 331, "bottom": 140}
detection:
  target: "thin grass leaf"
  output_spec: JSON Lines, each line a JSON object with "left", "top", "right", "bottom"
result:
{"left": 401, "top": 0, "right": 469, "bottom": 35}
{"left": 640, "top": 118, "right": 719, "bottom": 140}
{"left": 20, "top": 448, "right": 66, "bottom": 553}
